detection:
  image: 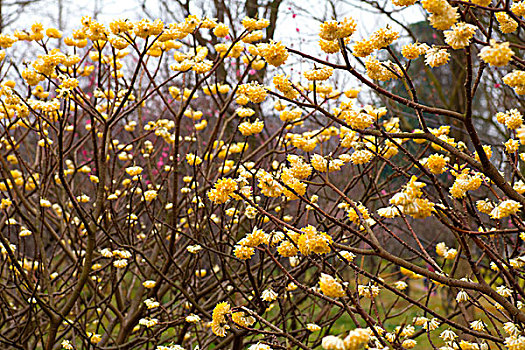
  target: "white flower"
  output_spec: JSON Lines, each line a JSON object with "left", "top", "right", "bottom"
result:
{"left": 113, "top": 259, "right": 128, "bottom": 269}
{"left": 504, "top": 322, "right": 521, "bottom": 336}
{"left": 143, "top": 280, "right": 157, "bottom": 289}
{"left": 144, "top": 298, "right": 160, "bottom": 309}
{"left": 377, "top": 206, "right": 400, "bottom": 218}
{"left": 307, "top": 323, "right": 321, "bottom": 332}
{"left": 61, "top": 340, "right": 73, "bottom": 350}
{"left": 424, "top": 318, "right": 440, "bottom": 331}
{"left": 440, "top": 329, "right": 457, "bottom": 342}
{"left": 156, "top": 346, "right": 185, "bottom": 350}
{"left": 40, "top": 198, "right": 52, "bottom": 207}
{"left": 185, "top": 314, "right": 201, "bottom": 323}
{"left": 126, "top": 166, "right": 143, "bottom": 176}
{"left": 139, "top": 317, "right": 158, "bottom": 328}
{"left": 187, "top": 245, "right": 202, "bottom": 254}
{"left": 470, "top": 320, "right": 485, "bottom": 331}
{"left": 321, "top": 335, "right": 345, "bottom": 350}
{"left": 398, "top": 325, "right": 415, "bottom": 337}
{"left": 402, "top": 339, "right": 417, "bottom": 349}
{"left": 357, "top": 284, "right": 380, "bottom": 298}
{"left": 496, "top": 285, "right": 512, "bottom": 297}
{"left": 394, "top": 281, "right": 408, "bottom": 291}
{"left": 143, "top": 190, "right": 158, "bottom": 202}
{"left": 339, "top": 250, "right": 356, "bottom": 262}
{"left": 100, "top": 248, "right": 113, "bottom": 258}
{"left": 248, "top": 343, "right": 272, "bottom": 350}
{"left": 261, "top": 288, "right": 278, "bottom": 302}
{"left": 456, "top": 290, "right": 469, "bottom": 303}
{"left": 413, "top": 316, "right": 428, "bottom": 326}
{"left": 87, "top": 332, "right": 101, "bottom": 344}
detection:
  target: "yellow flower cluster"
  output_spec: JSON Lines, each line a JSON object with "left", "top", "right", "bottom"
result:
{"left": 512, "top": 1, "right": 525, "bottom": 16}
{"left": 297, "top": 225, "right": 332, "bottom": 255}
{"left": 351, "top": 26, "right": 399, "bottom": 58}
{"left": 358, "top": 283, "right": 380, "bottom": 299}
{"left": 490, "top": 200, "right": 522, "bottom": 219}
{"left": 449, "top": 168, "right": 483, "bottom": 198}
{"left": 401, "top": 43, "right": 429, "bottom": 60}
{"left": 319, "top": 17, "right": 357, "bottom": 41}
{"left": 496, "top": 109, "right": 523, "bottom": 129}
{"left": 133, "top": 18, "right": 164, "bottom": 38}
{"left": 256, "top": 40, "right": 288, "bottom": 67}
{"left": 322, "top": 335, "right": 345, "bottom": 350}
{"left": 236, "top": 107, "right": 255, "bottom": 118}
{"left": 473, "top": 144, "right": 493, "bottom": 162}
{"left": 280, "top": 166, "right": 307, "bottom": 200}
{"left": 13, "top": 22, "right": 44, "bottom": 42}
{"left": 479, "top": 40, "right": 514, "bottom": 67}
{"left": 311, "top": 154, "right": 348, "bottom": 172}
{"left": 343, "top": 202, "right": 370, "bottom": 224}
{"left": 444, "top": 22, "right": 477, "bottom": 49}
{"left": 241, "top": 16, "right": 270, "bottom": 31}
{"left": 231, "top": 311, "right": 256, "bottom": 328}
{"left": 369, "top": 27, "right": 400, "bottom": 50}
{"left": 203, "top": 83, "right": 230, "bottom": 95}
{"left": 213, "top": 23, "right": 229, "bottom": 37}
{"left": 383, "top": 176, "right": 435, "bottom": 219}
{"left": 365, "top": 56, "right": 400, "bottom": 81}
{"left": 503, "top": 70, "right": 525, "bottom": 95}
{"left": 425, "top": 154, "right": 447, "bottom": 174}
{"left": 273, "top": 74, "right": 298, "bottom": 99}
{"left": 279, "top": 108, "right": 302, "bottom": 122}
{"left": 184, "top": 109, "right": 204, "bottom": 120}
{"left": 352, "top": 38, "right": 376, "bottom": 58}
{"left": 495, "top": 12, "right": 518, "bottom": 34}
{"left": 256, "top": 169, "right": 285, "bottom": 198}
{"left": 288, "top": 155, "right": 313, "bottom": 179}
{"left": 215, "top": 42, "right": 244, "bottom": 59}
{"left": 304, "top": 67, "right": 334, "bottom": 81}
{"left": 0, "top": 167, "right": 39, "bottom": 192}
{"left": 211, "top": 301, "right": 231, "bottom": 337}
{"left": 319, "top": 273, "right": 346, "bottom": 298}
{"left": 436, "top": 242, "right": 458, "bottom": 260}
{"left": 276, "top": 231, "right": 299, "bottom": 257}
{"left": 238, "top": 119, "right": 264, "bottom": 136}
{"left": 288, "top": 132, "right": 318, "bottom": 152}
{"left": 319, "top": 37, "right": 350, "bottom": 54}
{"left": 425, "top": 47, "right": 450, "bottom": 67}
{"left": 234, "top": 228, "right": 266, "bottom": 260}
{"left": 505, "top": 139, "right": 520, "bottom": 153}
{"left": 322, "top": 328, "right": 372, "bottom": 350}
{"left": 350, "top": 149, "right": 373, "bottom": 165}
{"left": 252, "top": 155, "right": 311, "bottom": 201}
{"left": 343, "top": 328, "right": 372, "bottom": 350}
{"left": 237, "top": 81, "right": 268, "bottom": 104}
{"left": 421, "top": 0, "right": 459, "bottom": 30}
{"left": 207, "top": 178, "right": 238, "bottom": 204}
{"left": 0, "top": 33, "right": 17, "bottom": 48}
{"left": 392, "top": 0, "right": 417, "bottom": 5}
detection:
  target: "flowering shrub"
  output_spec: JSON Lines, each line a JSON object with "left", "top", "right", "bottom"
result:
{"left": 0, "top": 1, "right": 525, "bottom": 349}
